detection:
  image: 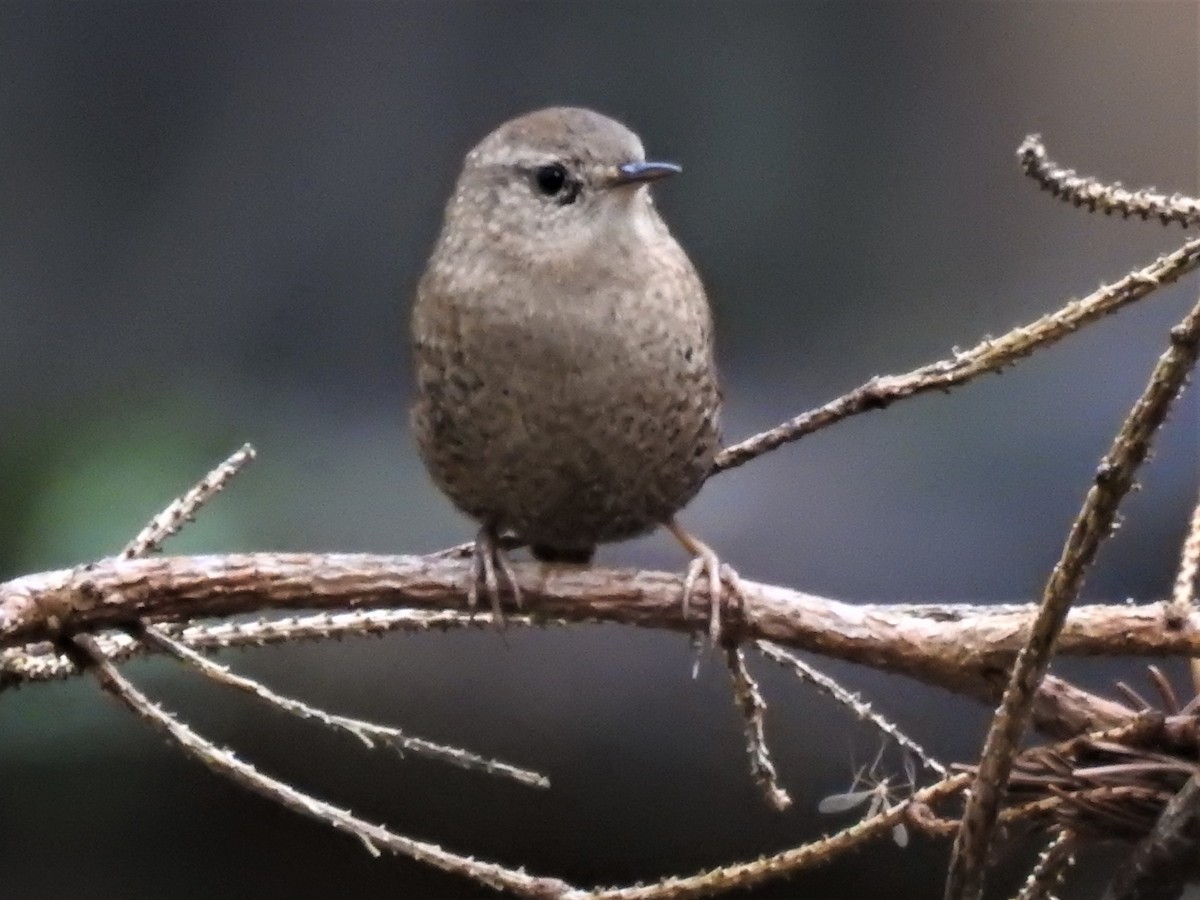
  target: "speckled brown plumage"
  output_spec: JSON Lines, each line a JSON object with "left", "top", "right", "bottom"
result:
{"left": 412, "top": 107, "right": 720, "bottom": 556}
{"left": 412, "top": 108, "right": 730, "bottom": 626}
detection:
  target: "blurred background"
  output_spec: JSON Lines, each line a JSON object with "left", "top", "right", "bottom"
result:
{"left": 0, "top": 2, "right": 1196, "bottom": 898}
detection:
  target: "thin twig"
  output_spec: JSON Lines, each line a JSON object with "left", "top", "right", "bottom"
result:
{"left": 1114, "top": 682, "right": 1152, "bottom": 712}
{"left": 1145, "top": 665, "right": 1180, "bottom": 715}
{"left": 1169, "top": 489, "right": 1200, "bottom": 616}
{"left": 68, "top": 633, "right": 576, "bottom": 899}
{"left": 1012, "top": 830, "right": 1076, "bottom": 900}
{"left": 1164, "top": 487, "right": 1200, "bottom": 696}
{"left": 585, "top": 773, "right": 973, "bottom": 900}
{"left": 121, "top": 443, "right": 257, "bottom": 559}
{"left": 723, "top": 645, "right": 791, "bottom": 811}
{"left": 756, "top": 640, "right": 947, "bottom": 777}
{"left": 946, "top": 295, "right": 1200, "bottom": 900}
{"left": 713, "top": 235, "right": 1200, "bottom": 474}
{"left": 136, "top": 623, "right": 548, "bottom": 788}
{"left": 1018, "top": 135, "right": 1200, "bottom": 229}
{"left": 0, "top": 609, "right": 564, "bottom": 686}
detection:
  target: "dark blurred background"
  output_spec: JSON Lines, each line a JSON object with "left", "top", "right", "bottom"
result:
{"left": 0, "top": 3, "right": 1196, "bottom": 898}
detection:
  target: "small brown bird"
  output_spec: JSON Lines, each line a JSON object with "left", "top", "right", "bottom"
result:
{"left": 411, "top": 107, "right": 738, "bottom": 637}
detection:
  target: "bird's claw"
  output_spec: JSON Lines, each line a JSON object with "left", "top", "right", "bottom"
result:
{"left": 680, "top": 545, "right": 744, "bottom": 645}
{"left": 467, "top": 526, "right": 522, "bottom": 624}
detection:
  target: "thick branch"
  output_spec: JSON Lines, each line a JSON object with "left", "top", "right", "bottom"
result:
{"left": 1, "top": 552, "right": 1188, "bottom": 730}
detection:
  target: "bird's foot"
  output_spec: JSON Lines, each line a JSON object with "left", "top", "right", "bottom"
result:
{"left": 668, "top": 521, "right": 744, "bottom": 645}
{"left": 467, "top": 525, "right": 522, "bottom": 624}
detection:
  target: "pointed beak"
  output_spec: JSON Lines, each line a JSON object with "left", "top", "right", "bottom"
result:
{"left": 611, "top": 160, "right": 682, "bottom": 186}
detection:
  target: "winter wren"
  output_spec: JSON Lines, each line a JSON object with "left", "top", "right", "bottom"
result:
{"left": 411, "top": 107, "right": 738, "bottom": 637}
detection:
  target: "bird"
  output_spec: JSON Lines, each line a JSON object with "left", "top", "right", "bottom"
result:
{"left": 411, "top": 106, "right": 739, "bottom": 640}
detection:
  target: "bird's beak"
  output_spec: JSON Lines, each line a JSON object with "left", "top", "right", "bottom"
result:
{"left": 610, "top": 160, "right": 682, "bottom": 186}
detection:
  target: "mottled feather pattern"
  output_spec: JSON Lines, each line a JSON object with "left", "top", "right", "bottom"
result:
{"left": 412, "top": 107, "right": 721, "bottom": 556}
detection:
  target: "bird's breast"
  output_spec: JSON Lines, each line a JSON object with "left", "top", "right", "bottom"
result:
{"left": 411, "top": 231, "right": 720, "bottom": 546}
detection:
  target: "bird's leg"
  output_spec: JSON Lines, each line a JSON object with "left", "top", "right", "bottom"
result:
{"left": 667, "top": 520, "right": 744, "bottom": 644}
{"left": 467, "top": 524, "right": 522, "bottom": 623}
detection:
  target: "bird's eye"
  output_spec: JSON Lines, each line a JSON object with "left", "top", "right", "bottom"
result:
{"left": 531, "top": 163, "right": 581, "bottom": 205}
{"left": 534, "top": 164, "right": 568, "bottom": 197}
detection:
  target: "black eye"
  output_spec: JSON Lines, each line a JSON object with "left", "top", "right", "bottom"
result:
{"left": 534, "top": 164, "right": 568, "bottom": 196}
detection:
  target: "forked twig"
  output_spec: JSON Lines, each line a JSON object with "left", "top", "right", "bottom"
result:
{"left": 756, "top": 640, "right": 947, "bottom": 777}
{"left": 67, "top": 633, "right": 573, "bottom": 899}
{"left": 946, "top": 294, "right": 1200, "bottom": 900}
{"left": 72, "top": 613, "right": 978, "bottom": 900}
{"left": 137, "top": 623, "right": 548, "bottom": 788}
